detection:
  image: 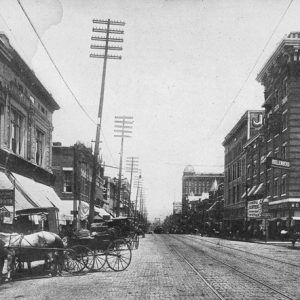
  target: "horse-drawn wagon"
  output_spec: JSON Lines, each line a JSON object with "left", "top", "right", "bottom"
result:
{"left": 63, "top": 217, "right": 140, "bottom": 273}
{"left": 0, "top": 215, "right": 141, "bottom": 281}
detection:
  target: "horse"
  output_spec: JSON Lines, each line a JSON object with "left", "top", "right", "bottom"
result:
{"left": 0, "top": 231, "right": 64, "bottom": 281}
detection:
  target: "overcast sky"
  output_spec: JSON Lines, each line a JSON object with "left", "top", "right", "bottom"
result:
{"left": 0, "top": 0, "right": 299, "bottom": 221}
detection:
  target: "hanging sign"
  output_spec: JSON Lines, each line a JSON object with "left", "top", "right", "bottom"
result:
{"left": 266, "top": 157, "right": 290, "bottom": 169}
{"left": 0, "top": 189, "right": 14, "bottom": 206}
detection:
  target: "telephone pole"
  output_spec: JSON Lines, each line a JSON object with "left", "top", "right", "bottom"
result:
{"left": 89, "top": 19, "right": 125, "bottom": 225}
{"left": 133, "top": 173, "right": 142, "bottom": 223}
{"left": 125, "top": 157, "right": 139, "bottom": 216}
{"left": 114, "top": 116, "right": 133, "bottom": 217}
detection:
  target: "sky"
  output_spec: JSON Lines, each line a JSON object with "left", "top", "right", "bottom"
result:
{"left": 0, "top": 0, "right": 299, "bottom": 221}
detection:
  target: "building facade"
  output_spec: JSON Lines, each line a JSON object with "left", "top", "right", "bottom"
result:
{"left": 254, "top": 32, "right": 300, "bottom": 233}
{"left": 222, "top": 110, "right": 264, "bottom": 229}
{"left": 223, "top": 32, "right": 300, "bottom": 238}
{"left": 0, "top": 33, "right": 59, "bottom": 185}
{"left": 182, "top": 165, "right": 224, "bottom": 215}
{"left": 52, "top": 142, "right": 104, "bottom": 219}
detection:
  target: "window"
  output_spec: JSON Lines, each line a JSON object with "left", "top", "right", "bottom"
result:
{"left": 0, "top": 105, "right": 4, "bottom": 146}
{"left": 282, "top": 112, "right": 288, "bottom": 131}
{"left": 266, "top": 181, "right": 270, "bottom": 196}
{"left": 274, "top": 178, "right": 278, "bottom": 197}
{"left": 247, "top": 165, "right": 251, "bottom": 179}
{"left": 275, "top": 89, "right": 279, "bottom": 105}
{"left": 63, "top": 171, "right": 72, "bottom": 193}
{"left": 274, "top": 147, "right": 279, "bottom": 158}
{"left": 282, "top": 143, "right": 287, "bottom": 159}
{"left": 10, "top": 109, "right": 24, "bottom": 156}
{"left": 35, "top": 128, "right": 45, "bottom": 166}
{"left": 282, "top": 78, "right": 288, "bottom": 97}
{"left": 282, "top": 175, "right": 287, "bottom": 195}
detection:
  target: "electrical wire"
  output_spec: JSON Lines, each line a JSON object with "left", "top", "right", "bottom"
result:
{"left": 17, "top": 0, "right": 95, "bottom": 125}
{"left": 16, "top": 0, "right": 118, "bottom": 167}
{"left": 206, "top": 0, "right": 294, "bottom": 140}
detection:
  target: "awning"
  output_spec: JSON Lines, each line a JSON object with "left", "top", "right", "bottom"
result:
{"left": 0, "top": 171, "right": 34, "bottom": 211}
{"left": 248, "top": 185, "right": 257, "bottom": 197}
{"left": 254, "top": 183, "right": 265, "bottom": 195}
{"left": 0, "top": 171, "right": 13, "bottom": 189}
{"left": 12, "top": 173, "right": 71, "bottom": 222}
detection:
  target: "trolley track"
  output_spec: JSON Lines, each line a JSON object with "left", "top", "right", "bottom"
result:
{"left": 185, "top": 235, "right": 300, "bottom": 268}
{"left": 160, "top": 234, "right": 296, "bottom": 300}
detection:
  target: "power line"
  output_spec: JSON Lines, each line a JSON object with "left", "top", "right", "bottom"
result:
{"left": 16, "top": 1, "right": 118, "bottom": 168}
{"left": 17, "top": 0, "right": 96, "bottom": 125}
{"left": 206, "top": 0, "right": 294, "bottom": 140}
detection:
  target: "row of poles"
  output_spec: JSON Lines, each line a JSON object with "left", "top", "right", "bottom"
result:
{"left": 88, "top": 19, "right": 145, "bottom": 224}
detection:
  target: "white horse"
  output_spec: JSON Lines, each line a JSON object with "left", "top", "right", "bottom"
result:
{"left": 0, "top": 231, "right": 64, "bottom": 281}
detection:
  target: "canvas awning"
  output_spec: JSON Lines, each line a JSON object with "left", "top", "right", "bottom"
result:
{"left": 0, "top": 171, "right": 34, "bottom": 211}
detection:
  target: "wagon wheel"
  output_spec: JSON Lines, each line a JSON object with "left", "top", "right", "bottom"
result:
{"left": 133, "top": 234, "right": 139, "bottom": 249}
{"left": 64, "top": 246, "right": 94, "bottom": 273}
{"left": 106, "top": 239, "right": 132, "bottom": 271}
{"left": 91, "top": 249, "right": 106, "bottom": 271}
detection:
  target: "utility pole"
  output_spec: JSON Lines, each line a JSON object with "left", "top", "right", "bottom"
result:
{"left": 133, "top": 173, "right": 142, "bottom": 223}
{"left": 89, "top": 19, "right": 125, "bottom": 225}
{"left": 114, "top": 116, "right": 133, "bottom": 217}
{"left": 125, "top": 157, "right": 139, "bottom": 216}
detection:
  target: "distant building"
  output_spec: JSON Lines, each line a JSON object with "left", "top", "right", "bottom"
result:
{"left": 182, "top": 165, "right": 224, "bottom": 215}
{"left": 52, "top": 142, "right": 104, "bottom": 220}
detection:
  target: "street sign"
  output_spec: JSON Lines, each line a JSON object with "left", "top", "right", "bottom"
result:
{"left": 266, "top": 157, "right": 290, "bottom": 169}
{"left": 0, "top": 189, "right": 14, "bottom": 206}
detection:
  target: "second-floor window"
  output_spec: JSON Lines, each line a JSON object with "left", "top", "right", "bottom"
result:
{"left": 63, "top": 171, "right": 72, "bottom": 193}
{"left": 282, "top": 175, "right": 287, "bottom": 195}
{"left": 10, "top": 109, "right": 24, "bottom": 156}
{"left": 35, "top": 128, "right": 45, "bottom": 166}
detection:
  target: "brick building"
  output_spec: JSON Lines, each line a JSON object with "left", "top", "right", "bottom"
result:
{"left": 0, "top": 33, "right": 59, "bottom": 184}
{"left": 52, "top": 142, "right": 104, "bottom": 220}
{"left": 222, "top": 110, "right": 264, "bottom": 230}
{"left": 252, "top": 32, "right": 300, "bottom": 236}
{"left": 223, "top": 32, "right": 300, "bottom": 238}
{"left": 0, "top": 33, "right": 63, "bottom": 223}
{"left": 182, "top": 165, "right": 224, "bottom": 215}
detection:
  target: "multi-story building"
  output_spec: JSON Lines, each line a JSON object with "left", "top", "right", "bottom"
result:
{"left": 182, "top": 165, "right": 224, "bottom": 215}
{"left": 0, "top": 33, "right": 59, "bottom": 183}
{"left": 0, "top": 33, "right": 62, "bottom": 222}
{"left": 254, "top": 32, "right": 300, "bottom": 235}
{"left": 222, "top": 110, "right": 264, "bottom": 230}
{"left": 52, "top": 142, "right": 104, "bottom": 220}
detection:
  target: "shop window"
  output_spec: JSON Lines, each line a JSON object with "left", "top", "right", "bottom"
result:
{"left": 63, "top": 171, "right": 72, "bottom": 193}
{"left": 282, "top": 175, "right": 287, "bottom": 195}
{"left": 10, "top": 108, "right": 24, "bottom": 156}
{"left": 35, "top": 128, "right": 45, "bottom": 166}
